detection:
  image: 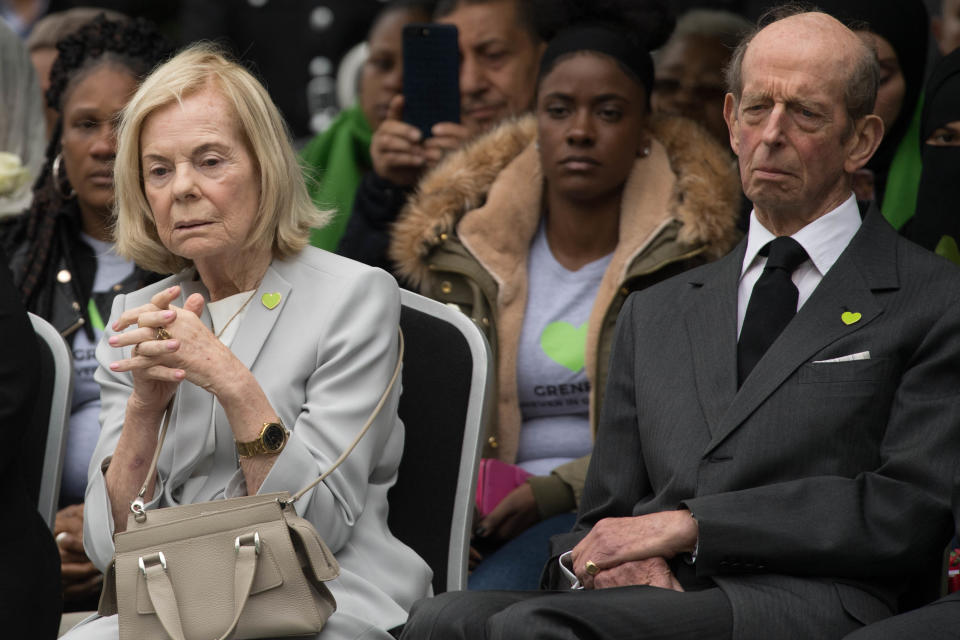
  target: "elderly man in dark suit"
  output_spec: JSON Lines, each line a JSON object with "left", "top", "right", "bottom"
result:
{"left": 400, "top": 7, "right": 960, "bottom": 640}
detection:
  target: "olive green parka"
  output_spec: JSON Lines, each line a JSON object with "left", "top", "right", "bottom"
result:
{"left": 390, "top": 114, "right": 741, "bottom": 516}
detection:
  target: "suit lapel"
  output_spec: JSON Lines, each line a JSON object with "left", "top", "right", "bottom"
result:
{"left": 166, "top": 265, "right": 292, "bottom": 490}
{"left": 686, "top": 242, "right": 744, "bottom": 437}
{"left": 229, "top": 264, "right": 291, "bottom": 372}
{"left": 205, "top": 264, "right": 292, "bottom": 493}
{"left": 703, "top": 206, "right": 897, "bottom": 455}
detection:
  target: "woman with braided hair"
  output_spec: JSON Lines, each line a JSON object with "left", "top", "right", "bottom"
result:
{"left": 0, "top": 13, "right": 171, "bottom": 610}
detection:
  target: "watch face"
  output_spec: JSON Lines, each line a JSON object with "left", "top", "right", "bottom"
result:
{"left": 263, "top": 424, "right": 287, "bottom": 451}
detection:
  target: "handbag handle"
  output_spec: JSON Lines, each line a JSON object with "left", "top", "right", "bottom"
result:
{"left": 132, "top": 328, "right": 405, "bottom": 520}
{"left": 139, "top": 534, "right": 260, "bottom": 640}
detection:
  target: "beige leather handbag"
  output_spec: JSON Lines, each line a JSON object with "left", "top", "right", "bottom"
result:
{"left": 98, "top": 331, "right": 404, "bottom": 640}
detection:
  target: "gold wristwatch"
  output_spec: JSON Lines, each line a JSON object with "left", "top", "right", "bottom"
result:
{"left": 236, "top": 421, "right": 288, "bottom": 458}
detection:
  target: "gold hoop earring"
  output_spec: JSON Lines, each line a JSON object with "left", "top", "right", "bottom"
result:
{"left": 51, "top": 153, "right": 76, "bottom": 199}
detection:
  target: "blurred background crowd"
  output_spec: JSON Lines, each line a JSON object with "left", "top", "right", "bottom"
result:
{"left": 2, "top": 0, "right": 960, "bottom": 635}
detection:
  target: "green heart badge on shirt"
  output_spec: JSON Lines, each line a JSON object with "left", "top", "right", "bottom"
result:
{"left": 540, "top": 321, "right": 587, "bottom": 372}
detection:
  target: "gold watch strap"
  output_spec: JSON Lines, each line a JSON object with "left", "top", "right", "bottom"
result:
{"left": 236, "top": 421, "right": 286, "bottom": 458}
{"left": 235, "top": 438, "right": 265, "bottom": 458}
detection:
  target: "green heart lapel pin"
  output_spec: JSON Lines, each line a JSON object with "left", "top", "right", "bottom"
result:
{"left": 841, "top": 311, "right": 861, "bottom": 326}
{"left": 261, "top": 292, "right": 282, "bottom": 310}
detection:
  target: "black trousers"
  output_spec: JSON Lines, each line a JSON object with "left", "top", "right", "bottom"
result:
{"left": 400, "top": 586, "right": 734, "bottom": 640}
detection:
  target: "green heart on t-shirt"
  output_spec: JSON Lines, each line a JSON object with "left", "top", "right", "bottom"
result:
{"left": 540, "top": 321, "right": 587, "bottom": 372}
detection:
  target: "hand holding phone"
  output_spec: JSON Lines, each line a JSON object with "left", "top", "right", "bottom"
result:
{"left": 370, "top": 95, "right": 427, "bottom": 186}
{"left": 369, "top": 24, "right": 464, "bottom": 186}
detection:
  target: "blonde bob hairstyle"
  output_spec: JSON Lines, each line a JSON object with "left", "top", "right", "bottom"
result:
{"left": 113, "top": 43, "right": 330, "bottom": 274}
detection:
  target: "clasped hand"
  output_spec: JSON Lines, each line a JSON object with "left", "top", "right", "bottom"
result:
{"left": 108, "top": 285, "right": 238, "bottom": 410}
{"left": 570, "top": 510, "right": 698, "bottom": 591}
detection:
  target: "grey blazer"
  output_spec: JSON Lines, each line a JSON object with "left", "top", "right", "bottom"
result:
{"left": 83, "top": 247, "right": 431, "bottom": 636}
{"left": 552, "top": 206, "right": 960, "bottom": 638}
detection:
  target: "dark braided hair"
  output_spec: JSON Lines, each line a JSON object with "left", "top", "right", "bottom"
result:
{"left": 0, "top": 13, "right": 170, "bottom": 312}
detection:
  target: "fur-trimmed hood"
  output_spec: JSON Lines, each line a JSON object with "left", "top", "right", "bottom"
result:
{"left": 391, "top": 113, "right": 741, "bottom": 287}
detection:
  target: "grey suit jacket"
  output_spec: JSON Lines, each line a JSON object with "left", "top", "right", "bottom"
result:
{"left": 552, "top": 206, "right": 960, "bottom": 638}
{"left": 844, "top": 477, "right": 960, "bottom": 640}
{"left": 83, "top": 247, "right": 431, "bottom": 635}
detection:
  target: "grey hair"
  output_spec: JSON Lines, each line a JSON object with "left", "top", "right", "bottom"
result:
{"left": 724, "top": 3, "right": 879, "bottom": 128}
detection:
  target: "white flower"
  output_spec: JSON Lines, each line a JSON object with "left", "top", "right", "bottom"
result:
{"left": 0, "top": 152, "right": 32, "bottom": 197}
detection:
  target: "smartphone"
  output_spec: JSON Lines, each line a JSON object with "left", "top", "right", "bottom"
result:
{"left": 402, "top": 23, "right": 460, "bottom": 138}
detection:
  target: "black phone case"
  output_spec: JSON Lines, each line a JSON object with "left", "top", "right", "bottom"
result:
{"left": 403, "top": 23, "right": 460, "bottom": 138}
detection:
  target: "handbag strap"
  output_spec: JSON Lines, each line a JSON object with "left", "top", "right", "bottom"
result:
{"left": 140, "top": 538, "right": 259, "bottom": 640}
{"left": 132, "top": 328, "right": 404, "bottom": 520}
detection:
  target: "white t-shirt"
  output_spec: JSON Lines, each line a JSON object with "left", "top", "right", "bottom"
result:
{"left": 62, "top": 234, "right": 134, "bottom": 505}
{"left": 514, "top": 223, "right": 612, "bottom": 476}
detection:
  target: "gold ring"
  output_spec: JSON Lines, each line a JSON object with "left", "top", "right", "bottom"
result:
{"left": 585, "top": 560, "right": 600, "bottom": 576}
{"left": 155, "top": 327, "right": 172, "bottom": 341}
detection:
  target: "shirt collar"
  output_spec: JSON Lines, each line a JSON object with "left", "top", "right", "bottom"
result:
{"left": 741, "top": 194, "right": 862, "bottom": 278}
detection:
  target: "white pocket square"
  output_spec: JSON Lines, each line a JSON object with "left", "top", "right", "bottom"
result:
{"left": 813, "top": 351, "right": 870, "bottom": 364}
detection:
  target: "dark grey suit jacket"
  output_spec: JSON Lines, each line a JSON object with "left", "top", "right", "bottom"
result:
{"left": 844, "top": 478, "right": 960, "bottom": 640}
{"left": 551, "top": 206, "right": 960, "bottom": 638}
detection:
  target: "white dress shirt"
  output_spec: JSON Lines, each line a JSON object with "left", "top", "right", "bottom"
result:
{"left": 737, "top": 194, "right": 862, "bottom": 338}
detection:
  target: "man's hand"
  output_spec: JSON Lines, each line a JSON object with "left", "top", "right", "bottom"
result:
{"left": 55, "top": 504, "right": 102, "bottom": 601}
{"left": 370, "top": 95, "right": 427, "bottom": 186}
{"left": 370, "top": 95, "right": 471, "bottom": 185}
{"left": 474, "top": 482, "right": 540, "bottom": 542}
{"left": 423, "top": 122, "right": 471, "bottom": 167}
{"left": 590, "top": 557, "right": 684, "bottom": 591}
{"left": 571, "top": 510, "right": 698, "bottom": 586}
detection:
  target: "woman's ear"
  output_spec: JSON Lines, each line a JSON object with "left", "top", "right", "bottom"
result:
{"left": 637, "top": 126, "right": 652, "bottom": 158}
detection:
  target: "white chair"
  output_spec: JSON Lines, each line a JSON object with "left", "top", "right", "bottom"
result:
{"left": 28, "top": 312, "right": 73, "bottom": 529}
{"left": 389, "top": 289, "right": 493, "bottom": 592}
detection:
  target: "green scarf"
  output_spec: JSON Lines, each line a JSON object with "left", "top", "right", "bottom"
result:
{"left": 300, "top": 105, "right": 374, "bottom": 251}
{"left": 880, "top": 95, "right": 924, "bottom": 230}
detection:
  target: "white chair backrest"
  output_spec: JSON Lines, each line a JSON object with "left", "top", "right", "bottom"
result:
{"left": 29, "top": 312, "right": 72, "bottom": 529}
{"left": 395, "top": 289, "right": 493, "bottom": 592}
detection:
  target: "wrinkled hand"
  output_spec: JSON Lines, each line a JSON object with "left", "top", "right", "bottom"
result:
{"left": 55, "top": 504, "right": 102, "bottom": 600}
{"left": 474, "top": 482, "right": 540, "bottom": 542}
{"left": 571, "top": 510, "right": 698, "bottom": 587}
{"left": 370, "top": 95, "right": 427, "bottom": 186}
{"left": 589, "top": 557, "right": 683, "bottom": 591}
{"left": 108, "top": 286, "right": 185, "bottom": 413}
{"left": 110, "top": 291, "right": 241, "bottom": 398}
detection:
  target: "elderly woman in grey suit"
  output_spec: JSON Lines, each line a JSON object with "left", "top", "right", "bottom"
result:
{"left": 64, "top": 44, "right": 430, "bottom": 639}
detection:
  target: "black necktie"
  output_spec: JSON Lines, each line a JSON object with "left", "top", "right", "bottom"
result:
{"left": 737, "top": 236, "right": 809, "bottom": 385}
